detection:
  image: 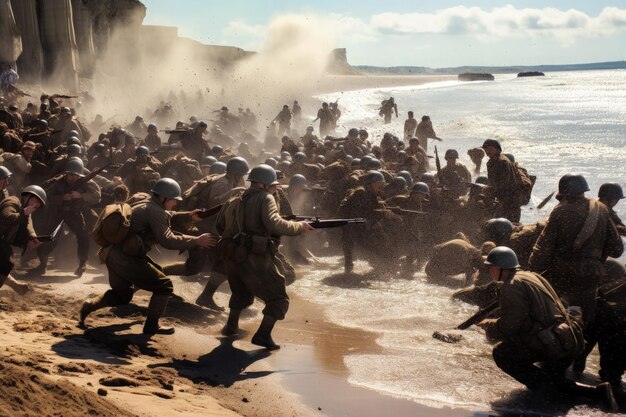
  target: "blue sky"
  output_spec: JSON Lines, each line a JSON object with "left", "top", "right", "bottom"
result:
{"left": 141, "top": 1, "right": 626, "bottom": 67}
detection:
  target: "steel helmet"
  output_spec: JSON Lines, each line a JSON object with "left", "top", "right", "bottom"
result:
{"left": 348, "top": 128, "right": 359, "bottom": 137}
{"left": 421, "top": 172, "right": 436, "bottom": 183}
{"left": 66, "top": 144, "right": 82, "bottom": 156}
{"left": 209, "top": 161, "right": 227, "bottom": 175}
{"left": 360, "top": 155, "right": 372, "bottom": 167}
{"left": 135, "top": 146, "right": 150, "bottom": 156}
{"left": 21, "top": 185, "right": 47, "bottom": 206}
{"left": 201, "top": 156, "right": 217, "bottom": 167}
{"left": 503, "top": 153, "right": 515, "bottom": 163}
{"left": 351, "top": 158, "right": 361, "bottom": 167}
{"left": 211, "top": 145, "right": 224, "bottom": 155}
{"left": 445, "top": 149, "right": 459, "bottom": 159}
{"left": 264, "top": 158, "right": 278, "bottom": 168}
{"left": 95, "top": 143, "right": 106, "bottom": 153}
{"left": 248, "top": 164, "right": 279, "bottom": 186}
{"left": 148, "top": 123, "right": 157, "bottom": 130}
{"left": 0, "top": 166, "right": 12, "bottom": 179}
{"left": 484, "top": 218, "right": 514, "bottom": 242}
{"left": 151, "top": 178, "right": 183, "bottom": 200}
{"left": 558, "top": 173, "right": 589, "bottom": 197}
{"left": 226, "top": 156, "right": 250, "bottom": 176}
{"left": 344, "top": 155, "right": 354, "bottom": 164}
{"left": 392, "top": 176, "right": 408, "bottom": 190}
{"left": 67, "top": 129, "right": 80, "bottom": 138}
{"left": 482, "top": 139, "right": 502, "bottom": 151}
{"left": 367, "top": 158, "right": 382, "bottom": 170}
{"left": 314, "top": 155, "right": 325, "bottom": 164}
{"left": 289, "top": 174, "right": 308, "bottom": 188}
{"left": 293, "top": 152, "right": 308, "bottom": 162}
{"left": 598, "top": 183, "right": 625, "bottom": 200}
{"left": 484, "top": 246, "right": 520, "bottom": 269}
{"left": 358, "top": 129, "right": 368, "bottom": 138}
{"left": 66, "top": 136, "right": 81, "bottom": 146}
{"left": 411, "top": 182, "right": 430, "bottom": 195}
{"left": 362, "top": 170, "right": 385, "bottom": 185}
{"left": 397, "top": 171, "right": 413, "bottom": 187}
{"left": 64, "top": 157, "right": 85, "bottom": 177}
{"left": 476, "top": 176, "right": 488, "bottom": 185}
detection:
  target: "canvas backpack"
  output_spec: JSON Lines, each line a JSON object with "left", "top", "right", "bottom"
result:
{"left": 514, "top": 163, "right": 535, "bottom": 205}
{"left": 181, "top": 173, "right": 224, "bottom": 211}
{"left": 92, "top": 203, "right": 132, "bottom": 247}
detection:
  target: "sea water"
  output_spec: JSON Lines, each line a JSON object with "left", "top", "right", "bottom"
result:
{"left": 289, "top": 70, "right": 626, "bottom": 415}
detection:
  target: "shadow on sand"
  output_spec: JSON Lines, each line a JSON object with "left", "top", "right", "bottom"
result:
{"left": 148, "top": 336, "right": 273, "bottom": 387}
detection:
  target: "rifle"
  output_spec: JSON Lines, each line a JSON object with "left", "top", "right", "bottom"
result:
{"left": 283, "top": 215, "right": 366, "bottom": 228}
{"left": 22, "top": 221, "right": 64, "bottom": 255}
{"left": 536, "top": 192, "right": 555, "bottom": 209}
{"left": 161, "top": 129, "right": 190, "bottom": 134}
{"left": 52, "top": 94, "right": 79, "bottom": 99}
{"left": 455, "top": 300, "right": 500, "bottom": 330}
{"left": 388, "top": 207, "right": 427, "bottom": 216}
{"left": 67, "top": 162, "right": 112, "bottom": 192}
{"left": 434, "top": 145, "right": 442, "bottom": 177}
{"left": 196, "top": 204, "right": 224, "bottom": 219}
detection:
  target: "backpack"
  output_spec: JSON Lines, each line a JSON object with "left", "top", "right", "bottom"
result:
{"left": 514, "top": 163, "right": 535, "bottom": 205}
{"left": 92, "top": 203, "right": 132, "bottom": 247}
{"left": 181, "top": 173, "right": 223, "bottom": 210}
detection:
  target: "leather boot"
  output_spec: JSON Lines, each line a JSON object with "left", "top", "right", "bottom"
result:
{"left": 221, "top": 309, "right": 241, "bottom": 336}
{"left": 143, "top": 317, "right": 175, "bottom": 335}
{"left": 196, "top": 277, "right": 225, "bottom": 311}
{"left": 251, "top": 315, "right": 280, "bottom": 350}
{"left": 74, "top": 261, "right": 87, "bottom": 277}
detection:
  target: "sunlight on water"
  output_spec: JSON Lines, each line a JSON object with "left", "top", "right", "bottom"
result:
{"left": 295, "top": 70, "right": 625, "bottom": 415}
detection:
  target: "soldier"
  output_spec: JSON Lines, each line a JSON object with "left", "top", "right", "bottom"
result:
{"left": 216, "top": 164, "right": 313, "bottom": 349}
{"left": 438, "top": 149, "right": 471, "bottom": 198}
{"left": 144, "top": 123, "right": 161, "bottom": 152}
{"left": 415, "top": 115, "right": 442, "bottom": 152}
{"left": 467, "top": 147, "right": 486, "bottom": 174}
{"left": 292, "top": 100, "right": 302, "bottom": 124}
{"left": 478, "top": 247, "right": 617, "bottom": 411}
{"left": 29, "top": 158, "right": 101, "bottom": 277}
{"left": 528, "top": 174, "right": 623, "bottom": 326}
{"left": 329, "top": 101, "right": 341, "bottom": 133}
{"left": 125, "top": 115, "right": 147, "bottom": 138}
{"left": 301, "top": 126, "right": 320, "bottom": 157}
{"left": 79, "top": 178, "right": 217, "bottom": 334}
{"left": 273, "top": 105, "right": 292, "bottom": 137}
{"left": 425, "top": 236, "right": 491, "bottom": 286}
{"left": 481, "top": 139, "right": 522, "bottom": 222}
{"left": 598, "top": 183, "right": 626, "bottom": 236}
{"left": 200, "top": 156, "right": 217, "bottom": 176}
{"left": 112, "top": 135, "right": 137, "bottom": 165}
{"left": 87, "top": 143, "right": 111, "bottom": 171}
{"left": 403, "top": 111, "right": 418, "bottom": 140}
{"left": 0, "top": 166, "right": 12, "bottom": 200}
{"left": 312, "top": 102, "right": 334, "bottom": 138}
{"left": 0, "top": 186, "right": 46, "bottom": 295}
{"left": 379, "top": 97, "right": 398, "bottom": 124}
{"left": 180, "top": 121, "right": 210, "bottom": 162}
{"left": 280, "top": 136, "right": 299, "bottom": 155}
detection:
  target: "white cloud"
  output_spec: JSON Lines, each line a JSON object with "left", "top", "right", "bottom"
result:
{"left": 369, "top": 6, "right": 626, "bottom": 43}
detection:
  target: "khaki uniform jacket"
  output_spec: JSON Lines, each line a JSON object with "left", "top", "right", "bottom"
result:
{"left": 485, "top": 155, "right": 517, "bottom": 201}
{"left": 0, "top": 196, "right": 36, "bottom": 244}
{"left": 529, "top": 198, "right": 624, "bottom": 280}
{"left": 486, "top": 271, "right": 565, "bottom": 352}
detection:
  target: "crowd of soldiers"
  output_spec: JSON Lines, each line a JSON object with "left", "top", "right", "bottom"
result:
{"left": 0, "top": 88, "right": 624, "bottom": 412}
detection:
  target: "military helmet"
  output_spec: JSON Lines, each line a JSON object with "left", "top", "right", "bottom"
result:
{"left": 66, "top": 136, "right": 81, "bottom": 146}
{"left": 226, "top": 156, "right": 250, "bottom": 176}
{"left": 61, "top": 107, "right": 72, "bottom": 115}
{"left": 367, "top": 158, "right": 382, "bottom": 170}
{"left": 209, "top": 161, "right": 227, "bottom": 175}
{"left": 411, "top": 182, "right": 430, "bottom": 195}
{"left": 484, "top": 246, "right": 520, "bottom": 269}
{"left": 360, "top": 155, "right": 372, "bottom": 166}
{"left": 359, "top": 129, "right": 368, "bottom": 138}
{"left": 397, "top": 170, "right": 413, "bottom": 186}
{"left": 306, "top": 126, "right": 314, "bottom": 131}
{"left": 392, "top": 176, "right": 407, "bottom": 190}
{"left": 421, "top": 172, "right": 436, "bottom": 183}
{"left": 264, "top": 157, "right": 278, "bottom": 168}
{"left": 148, "top": 123, "right": 157, "bottom": 130}
{"left": 484, "top": 218, "right": 514, "bottom": 242}
{"left": 362, "top": 170, "right": 385, "bottom": 185}
{"left": 21, "top": 185, "right": 47, "bottom": 206}
{"left": 482, "top": 139, "right": 502, "bottom": 151}
{"left": 351, "top": 158, "right": 361, "bottom": 166}
{"left": 67, "top": 129, "right": 80, "bottom": 138}
{"left": 348, "top": 128, "right": 359, "bottom": 137}
{"left": 248, "top": 164, "right": 279, "bottom": 186}
{"left": 211, "top": 145, "right": 224, "bottom": 155}
{"left": 503, "top": 153, "right": 515, "bottom": 163}
{"left": 0, "top": 166, "right": 12, "bottom": 179}
{"left": 135, "top": 146, "right": 150, "bottom": 156}
{"left": 475, "top": 176, "right": 488, "bottom": 185}
{"left": 67, "top": 144, "right": 82, "bottom": 156}
{"left": 344, "top": 155, "right": 353, "bottom": 164}
{"left": 293, "top": 152, "right": 308, "bottom": 162}
{"left": 36, "top": 119, "right": 48, "bottom": 129}
{"left": 598, "top": 182, "right": 625, "bottom": 200}
{"left": 557, "top": 173, "right": 589, "bottom": 197}
{"left": 201, "top": 156, "right": 217, "bottom": 167}
{"left": 289, "top": 174, "right": 308, "bottom": 188}
{"left": 64, "top": 157, "right": 85, "bottom": 177}
{"left": 315, "top": 155, "right": 325, "bottom": 164}
{"left": 445, "top": 149, "right": 459, "bottom": 159}
{"left": 397, "top": 150, "right": 407, "bottom": 159}
{"left": 151, "top": 178, "right": 183, "bottom": 201}
{"left": 95, "top": 143, "right": 106, "bottom": 153}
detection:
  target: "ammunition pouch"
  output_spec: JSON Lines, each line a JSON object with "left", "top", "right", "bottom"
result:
{"left": 536, "top": 316, "right": 584, "bottom": 360}
{"left": 121, "top": 233, "right": 145, "bottom": 258}
{"left": 217, "top": 237, "right": 248, "bottom": 264}
{"left": 250, "top": 235, "right": 270, "bottom": 255}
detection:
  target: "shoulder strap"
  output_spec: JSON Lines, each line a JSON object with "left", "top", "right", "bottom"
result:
{"left": 572, "top": 199, "right": 600, "bottom": 251}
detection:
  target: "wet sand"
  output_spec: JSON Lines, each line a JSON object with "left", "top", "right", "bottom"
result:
{"left": 314, "top": 74, "right": 457, "bottom": 95}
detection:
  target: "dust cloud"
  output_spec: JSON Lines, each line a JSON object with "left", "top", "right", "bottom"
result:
{"left": 89, "top": 12, "right": 335, "bottom": 130}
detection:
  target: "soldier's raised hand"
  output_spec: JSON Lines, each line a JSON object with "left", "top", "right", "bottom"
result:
{"left": 196, "top": 233, "right": 218, "bottom": 248}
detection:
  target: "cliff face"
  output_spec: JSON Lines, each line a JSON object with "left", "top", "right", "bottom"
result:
{"left": 3, "top": 0, "right": 145, "bottom": 90}
{"left": 326, "top": 48, "right": 361, "bottom": 75}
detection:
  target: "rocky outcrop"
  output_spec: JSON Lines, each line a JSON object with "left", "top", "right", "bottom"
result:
{"left": 458, "top": 73, "right": 494, "bottom": 81}
{"left": 326, "top": 48, "right": 361, "bottom": 75}
{"left": 517, "top": 71, "right": 545, "bottom": 77}
{"left": 10, "top": 0, "right": 43, "bottom": 82}
{"left": 0, "top": 0, "right": 22, "bottom": 64}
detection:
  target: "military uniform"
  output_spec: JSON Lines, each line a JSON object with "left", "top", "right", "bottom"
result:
{"left": 528, "top": 198, "right": 623, "bottom": 324}
{"left": 415, "top": 120, "right": 437, "bottom": 151}
{"left": 216, "top": 187, "right": 304, "bottom": 320}
{"left": 484, "top": 155, "right": 521, "bottom": 222}
{"left": 0, "top": 197, "right": 36, "bottom": 280}
{"left": 425, "top": 238, "right": 483, "bottom": 285}
{"left": 438, "top": 162, "right": 471, "bottom": 198}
